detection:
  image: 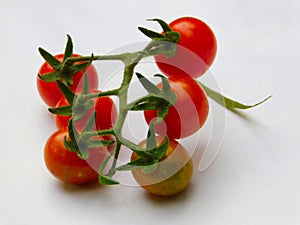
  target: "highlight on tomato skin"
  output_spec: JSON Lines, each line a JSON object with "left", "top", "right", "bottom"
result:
{"left": 155, "top": 16, "right": 217, "bottom": 79}
{"left": 37, "top": 53, "right": 99, "bottom": 107}
{"left": 44, "top": 128, "right": 109, "bottom": 184}
{"left": 131, "top": 136, "right": 193, "bottom": 197}
{"left": 144, "top": 75, "right": 209, "bottom": 139}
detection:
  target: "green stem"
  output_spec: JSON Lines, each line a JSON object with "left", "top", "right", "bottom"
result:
{"left": 111, "top": 46, "right": 150, "bottom": 136}
{"left": 68, "top": 38, "right": 175, "bottom": 180}
{"left": 84, "top": 129, "right": 115, "bottom": 139}
{"left": 116, "top": 136, "right": 145, "bottom": 152}
{"left": 65, "top": 38, "right": 164, "bottom": 67}
{"left": 106, "top": 142, "right": 121, "bottom": 177}
{"left": 85, "top": 88, "right": 120, "bottom": 100}
{"left": 97, "top": 43, "right": 157, "bottom": 175}
{"left": 66, "top": 53, "right": 130, "bottom": 64}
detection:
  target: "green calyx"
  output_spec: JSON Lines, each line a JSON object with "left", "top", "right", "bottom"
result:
{"left": 116, "top": 123, "right": 169, "bottom": 174}
{"left": 64, "top": 116, "right": 115, "bottom": 160}
{"left": 138, "top": 18, "right": 180, "bottom": 58}
{"left": 38, "top": 35, "right": 92, "bottom": 86}
{"left": 127, "top": 73, "right": 177, "bottom": 118}
{"left": 47, "top": 80, "right": 92, "bottom": 122}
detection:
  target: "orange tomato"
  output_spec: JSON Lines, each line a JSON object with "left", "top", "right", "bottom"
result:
{"left": 131, "top": 137, "right": 193, "bottom": 197}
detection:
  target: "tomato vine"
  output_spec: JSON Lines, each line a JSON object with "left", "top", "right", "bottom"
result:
{"left": 38, "top": 17, "right": 271, "bottom": 188}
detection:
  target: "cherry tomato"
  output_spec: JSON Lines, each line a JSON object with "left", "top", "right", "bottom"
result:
{"left": 155, "top": 17, "right": 217, "bottom": 78}
{"left": 37, "top": 54, "right": 99, "bottom": 107}
{"left": 144, "top": 75, "right": 209, "bottom": 139}
{"left": 131, "top": 137, "right": 193, "bottom": 197}
{"left": 44, "top": 129, "right": 108, "bottom": 184}
{"left": 54, "top": 89, "right": 118, "bottom": 133}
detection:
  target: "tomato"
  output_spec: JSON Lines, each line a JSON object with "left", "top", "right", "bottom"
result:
{"left": 155, "top": 17, "right": 217, "bottom": 78}
{"left": 54, "top": 89, "right": 118, "bottom": 133}
{"left": 44, "top": 129, "right": 108, "bottom": 184}
{"left": 37, "top": 54, "right": 99, "bottom": 107}
{"left": 131, "top": 137, "right": 193, "bottom": 197}
{"left": 144, "top": 75, "right": 209, "bottom": 139}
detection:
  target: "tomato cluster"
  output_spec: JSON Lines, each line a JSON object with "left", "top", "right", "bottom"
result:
{"left": 37, "top": 16, "right": 217, "bottom": 196}
{"left": 144, "top": 17, "right": 217, "bottom": 139}
{"left": 135, "top": 17, "right": 216, "bottom": 196}
{"left": 38, "top": 54, "right": 118, "bottom": 184}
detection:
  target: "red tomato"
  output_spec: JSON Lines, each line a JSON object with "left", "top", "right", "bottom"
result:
{"left": 44, "top": 129, "right": 108, "bottom": 184}
{"left": 54, "top": 89, "right": 118, "bottom": 133}
{"left": 155, "top": 17, "right": 217, "bottom": 78}
{"left": 144, "top": 75, "right": 209, "bottom": 139}
{"left": 37, "top": 54, "right": 99, "bottom": 107}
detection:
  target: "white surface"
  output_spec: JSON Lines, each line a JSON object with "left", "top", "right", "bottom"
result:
{"left": 1, "top": 0, "right": 300, "bottom": 224}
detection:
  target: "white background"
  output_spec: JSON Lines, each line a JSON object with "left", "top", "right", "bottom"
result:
{"left": 1, "top": 0, "right": 300, "bottom": 224}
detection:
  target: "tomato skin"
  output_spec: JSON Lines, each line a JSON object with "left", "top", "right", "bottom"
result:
{"left": 144, "top": 75, "right": 209, "bottom": 139}
{"left": 37, "top": 54, "right": 99, "bottom": 107}
{"left": 54, "top": 89, "right": 118, "bottom": 133}
{"left": 44, "top": 129, "right": 108, "bottom": 184}
{"left": 131, "top": 137, "right": 193, "bottom": 197}
{"left": 155, "top": 17, "right": 217, "bottom": 78}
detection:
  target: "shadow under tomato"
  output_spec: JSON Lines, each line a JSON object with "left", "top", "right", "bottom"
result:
{"left": 57, "top": 180, "right": 105, "bottom": 194}
{"left": 142, "top": 181, "right": 196, "bottom": 204}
